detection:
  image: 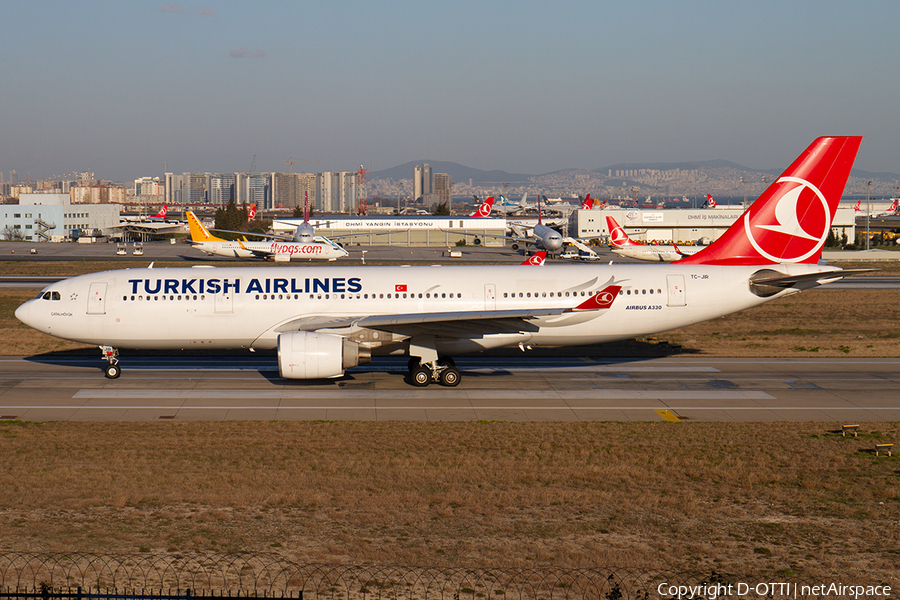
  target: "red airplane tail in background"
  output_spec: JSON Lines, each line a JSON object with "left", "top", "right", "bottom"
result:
{"left": 705, "top": 194, "right": 718, "bottom": 208}
{"left": 581, "top": 194, "right": 594, "bottom": 210}
{"left": 247, "top": 204, "right": 257, "bottom": 219}
{"left": 471, "top": 196, "right": 494, "bottom": 218}
{"left": 152, "top": 205, "right": 167, "bottom": 219}
{"left": 606, "top": 216, "right": 642, "bottom": 248}
{"left": 679, "top": 136, "right": 862, "bottom": 266}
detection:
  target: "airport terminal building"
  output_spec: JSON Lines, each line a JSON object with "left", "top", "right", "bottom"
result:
{"left": 1, "top": 194, "right": 120, "bottom": 242}
{"left": 572, "top": 207, "right": 857, "bottom": 244}
{"left": 272, "top": 216, "right": 508, "bottom": 247}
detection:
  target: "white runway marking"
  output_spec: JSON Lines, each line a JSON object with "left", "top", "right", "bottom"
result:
{"left": 71, "top": 389, "right": 774, "bottom": 400}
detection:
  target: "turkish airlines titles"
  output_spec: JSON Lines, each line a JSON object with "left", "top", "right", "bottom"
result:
{"left": 127, "top": 277, "right": 363, "bottom": 296}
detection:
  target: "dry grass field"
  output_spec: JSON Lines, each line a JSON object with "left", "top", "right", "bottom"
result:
{"left": 0, "top": 421, "right": 898, "bottom": 582}
{"left": 0, "top": 260, "right": 898, "bottom": 583}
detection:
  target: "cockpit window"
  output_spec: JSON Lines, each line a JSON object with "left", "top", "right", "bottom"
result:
{"left": 40, "top": 291, "right": 61, "bottom": 301}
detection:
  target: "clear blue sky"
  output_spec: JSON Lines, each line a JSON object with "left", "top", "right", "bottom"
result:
{"left": 2, "top": 1, "right": 898, "bottom": 183}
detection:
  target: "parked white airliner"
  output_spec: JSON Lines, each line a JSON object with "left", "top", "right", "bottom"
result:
{"left": 16, "top": 137, "right": 863, "bottom": 387}
{"left": 186, "top": 211, "right": 348, "bottom": 261}
{"left": 606, "top": 215, "right": 705, "bottom": 262}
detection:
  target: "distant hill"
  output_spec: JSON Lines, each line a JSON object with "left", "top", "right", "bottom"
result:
{"left": 596, "top": 159, "right": 772, "bottom": 174}
{"left": 370, "top": 161, "right": 532, "bottom": 184}
{"left": 369, "top": 159, "right": 900, "bottom": 192}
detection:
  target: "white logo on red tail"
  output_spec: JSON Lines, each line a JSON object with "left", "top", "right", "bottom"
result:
{"left": 248, "top": 204, "right": 257, "bottom": 219}
{"left": 606, "top": 217, "right": 633, "bottom": 247}
{"left": 746, "top": 176, "right": 830, "bottom": 263}
{"left": 153, "top": 205, "right": 167, "bottom": 219}
{"left": 472, "top": 197, "right": 494, "bottom": 217}
{"left": 522, "top": 251, "right": 546, "bottom": 266}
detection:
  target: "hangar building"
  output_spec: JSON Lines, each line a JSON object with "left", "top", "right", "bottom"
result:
{"left": 572, "top": 207, "right": 857, "bottom": 244}
{"left": 272, "top": 216, "right": 508, "bottom": 247}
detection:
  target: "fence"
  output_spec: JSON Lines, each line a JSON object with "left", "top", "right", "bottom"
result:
{"left": 0, "top": 553, "right": 889, "bottom": 600}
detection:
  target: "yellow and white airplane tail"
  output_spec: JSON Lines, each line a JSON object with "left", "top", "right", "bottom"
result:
{"left": 186, "top": 211, "right": 225, "bottom": 243}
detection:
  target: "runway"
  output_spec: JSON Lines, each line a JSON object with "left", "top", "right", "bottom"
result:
{"left": 2, "top": 355, "right": 898, "bottom": 422}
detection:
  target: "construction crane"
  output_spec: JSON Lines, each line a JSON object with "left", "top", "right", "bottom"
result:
{"left": 284, "top": 157, "right": 320, "bottom": 174}
{"left": 356, "top": 165, "right": 370, "bottom": 215}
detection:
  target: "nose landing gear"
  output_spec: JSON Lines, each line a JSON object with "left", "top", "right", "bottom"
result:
{"left": 100, "top": 345, "right": 121, "bottom": 379}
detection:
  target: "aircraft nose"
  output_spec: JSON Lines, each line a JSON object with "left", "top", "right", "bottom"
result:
{"left": 14, "top": 300, "right": 33, "bottom": 327}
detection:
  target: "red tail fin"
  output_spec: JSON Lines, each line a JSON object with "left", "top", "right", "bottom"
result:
{"left": 606, "top": 216, "right": 641, "bottom": 247}
{"left": 248, "top": 204, "right": 257, "bottom": 219}
{"left": 705, "top": 194, "right": 718, "bottom": 208}
{"left": 522, "top": 251, "right": 547, "bottom": 266}
{"left": 581, "top": 194, "right": 593, "bottom": 210}
{"left": 152, "top": 204, "right": 167, "bottom": 219}
{"left": 679, "top": 137, "right": 861, "bottom": 265}
{"left": 853, "top": 200, "right": 861, "bottom": 211}
{"left": 471, "top": 196, "right": 494, "bottom": 218}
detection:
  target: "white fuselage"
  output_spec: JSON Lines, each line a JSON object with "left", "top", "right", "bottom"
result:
{"left": 15, "top": 262, "right": 831, "bottom": 356}
{"left": 191, "top": 236, "right": 348, "bottom": 260}
{"left": 611, "top": 245, "right": 704, "bottom": 262}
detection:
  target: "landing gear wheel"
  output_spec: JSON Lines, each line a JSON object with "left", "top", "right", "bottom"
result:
{"left": 105, "top": 363, "right": 121, "bottom": 379}
{"left": 437, "top": 356, "right": 456, "bottom": 368}
{"left": 410, "top": 365, "right": 431, "bottom": 387}
{"left": 408, "top": 357, "right": 421, "bottom": 371}
{"left": 439, "top": 366, "right": 461, "bottom": 387}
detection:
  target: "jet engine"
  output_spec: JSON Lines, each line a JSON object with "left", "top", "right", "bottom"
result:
{"left": 277, "top": 331, "right": 370, "bottom": 379}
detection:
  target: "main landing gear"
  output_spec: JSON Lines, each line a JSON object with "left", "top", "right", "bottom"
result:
{"left": 407, "top": 356, "right": 461, "bottom": 388}
{"left": 100, "top": 345, "right": 121, "bottom": 379}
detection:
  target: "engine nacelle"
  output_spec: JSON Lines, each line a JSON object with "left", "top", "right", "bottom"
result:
{"left": 277, "top": 331, "right": 370, "bottom": 379}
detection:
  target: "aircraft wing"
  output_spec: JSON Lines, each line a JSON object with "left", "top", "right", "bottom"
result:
{"left": 274, "top": 288, "right": 622, "bottom": 339}
{"left": 276, "top": 307, "right": 565, "bottom": 337}
{"left": 442, "top": 229, "right": 535, "bottom": 246}
{"left": 210, "top": 228, "right": 290, "bottom": 241}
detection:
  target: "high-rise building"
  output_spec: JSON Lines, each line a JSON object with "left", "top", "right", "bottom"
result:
{"left": 414, "top": 163, "right": 432, "bottom": 201}
{"left": 209, "top": 174, "right": 236, "bottom": 205}
{"left": 434, "top": 173, "right": 452, "bottom": 209}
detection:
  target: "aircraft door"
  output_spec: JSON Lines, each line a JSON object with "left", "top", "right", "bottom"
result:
{"left": 87, "top": 282, "right": 107, "bottom": 315}
{"left": 484, "top": 284, "right": 496, "bottom": 310}
{"left": 666, "top": 275, "right": 686, "bottom": 307}
{"left": 215, "top": 291, "right": 234, "bottom": 313}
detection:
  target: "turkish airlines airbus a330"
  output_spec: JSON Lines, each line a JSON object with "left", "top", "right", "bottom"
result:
{"left": 16, "top": 137, "right": 863, "bottom": 387}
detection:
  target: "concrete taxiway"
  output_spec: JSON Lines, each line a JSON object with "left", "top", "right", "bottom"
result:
{"left": 1, "top": 355, "right": 897, "bottom": 422}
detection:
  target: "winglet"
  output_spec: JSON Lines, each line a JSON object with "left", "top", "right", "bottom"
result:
{"left": 679, "top": 136, "right": 862, "bottom": 266}
{"left": 570, "top": 285, "right": 622, "bottom": 311}
{"left": 522, "top": 251, "right": 547, "bottom": 266}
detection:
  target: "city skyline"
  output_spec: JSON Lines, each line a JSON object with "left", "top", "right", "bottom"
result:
{"left": 2, "top": 2, "right": 899, "bottom": 183}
